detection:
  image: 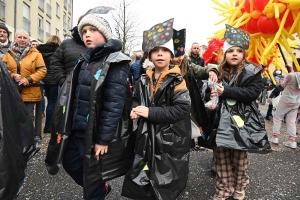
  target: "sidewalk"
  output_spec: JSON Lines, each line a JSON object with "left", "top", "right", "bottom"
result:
{"left": 16, "top": 104, "right": 300, "bottom": 200}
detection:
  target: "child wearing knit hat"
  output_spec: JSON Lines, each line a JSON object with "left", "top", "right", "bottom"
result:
{"left": 57, "top": 6, "right": 131, "bottom": 200}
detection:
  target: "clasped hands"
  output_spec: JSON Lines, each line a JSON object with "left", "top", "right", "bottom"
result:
{"left": 130, "top": 106, "right": 149, "bottom": 120}
{"left": 14, "top": 74, "right": 28, "bottom": 86}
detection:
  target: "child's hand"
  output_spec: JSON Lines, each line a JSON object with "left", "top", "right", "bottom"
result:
{"left": 209, "top": 71, "right": 218, "bottom": 83}
{"left": 132, "top": 106, "right": 149, "bottom": 118}
{"left": 210, "top": 89, "right": 218, "bottom": 99}
{"left": 217, "top": 83, "right": 224, "bottom": 96}
{"left": 94, "top": 144, "right": 108, "bottom": 160}
{"left": 130, "top": 110, "right": 140, "bottom": 119}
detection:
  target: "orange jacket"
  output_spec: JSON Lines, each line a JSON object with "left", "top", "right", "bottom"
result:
{"left": 2, "top": 47, "right": 46, "bottom": 102}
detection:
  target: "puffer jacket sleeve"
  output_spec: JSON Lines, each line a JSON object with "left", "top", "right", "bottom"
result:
{"left": 95, "top": 62, "right": 130, "bottom": 145}
{"left": 51, "top": 42, "right": 66, "bottom": 86}
{"left": 222, "top": 72, "right": 263, "bottom": 103}
{"left": 131, "top": 79, "right": 141, "bottom": 109}
{"left": 26, "top": 52, "right": 46, "bottom": 85}
{"left": 148, "top": 80, "right": 191, "bottom": 124}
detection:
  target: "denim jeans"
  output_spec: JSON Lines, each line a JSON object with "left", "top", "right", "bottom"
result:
{"left": 44, "top": 85, "right": 58, "bottom": 130}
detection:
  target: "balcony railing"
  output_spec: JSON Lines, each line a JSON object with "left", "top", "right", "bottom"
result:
{"left": 0, "top": 1, "right": 5, "bottom": 20}
{"left": 38, "top": 0, "right": 44, "bottom": 11}
{"left": 46, "top": 32, "right": 50, "bottom": 41}
{"left": 23, "top": 17, "right": 31, "bottom": 35}
{"left": 63, "top": 22, "right": 67, "bottom": 31}
{"left": 46, "top": 3, "right": 51, "bottom": 17}
{"left": 38, "top": 28, "right": 44, "bottom": 42}
{"left": 64, "top": 0, "right": 67, "bottom": 9}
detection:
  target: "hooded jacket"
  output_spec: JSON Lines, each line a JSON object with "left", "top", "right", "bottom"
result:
{"left": 122, "top": 65, "right": 191, "bottom": 200}
{"left": 2, "top": 47, "right": 46, "bottom": 101}
{"left": 37, "top": 43, "right": 59, "bottom": 85}
{"left": 45, "top": 39, "right": 135, "bottom": 198}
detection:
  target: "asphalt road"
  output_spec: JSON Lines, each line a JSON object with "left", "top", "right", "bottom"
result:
{"left": 16, "top": 104, "right": 300, "bottom": 200}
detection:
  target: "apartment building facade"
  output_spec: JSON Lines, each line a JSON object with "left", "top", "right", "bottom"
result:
{"left": 0, "top": 0, "right": 73, "bottom": 43}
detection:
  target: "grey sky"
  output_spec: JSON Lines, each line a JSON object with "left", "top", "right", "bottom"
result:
{"left": 73, "top": 0, "right": 225, "bottom": 51}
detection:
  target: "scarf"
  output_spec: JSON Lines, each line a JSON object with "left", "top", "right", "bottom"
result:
{"left": 0, "top": 39, "right": 9, "bottom": 47}
{"left": 10, "top": 41, "right": 31, "bottom": 59}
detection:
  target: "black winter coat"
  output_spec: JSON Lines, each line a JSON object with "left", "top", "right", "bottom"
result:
{"left": 37, "top": 43, "right": 59, "bottom": 85}
{"left": 50, "top": 39, "right": 88, "bottom": 86}
{"left": 122, "top": 66, "right": 191, "bottom": 200}
{"left": 45, "top": 40, "right": 135, "bottom": 198}
{"left": 203, "top": 64, "right": 271, "bottom": 153}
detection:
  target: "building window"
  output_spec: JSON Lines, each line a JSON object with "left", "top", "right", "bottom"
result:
{"left": 64, "top": 0, "right": 67, "bottom": 9}
{"left": 67, "top": 17, "right": 71, "bottom": 31}
{"left": 46, "top": 21, "right": 50, "bottom": 41}
{"left": 38, "top": 15, "right": 44, "bottom": 42}
{"left": 23, "top": 3, "right": 31, "bottom": 35}
{"left": 56, "top": 3, "right": 60, "bottom": 17}
{"left": 46, "top": 0, "right": 51, "bottom": 18}
{"left": 68, "top": 1, "right": 71, "bottom": 14}
{"left": 55, "top": 28, "right": 59, "bottom": 36}
{"left": 0, "top": 0, "right": 5, "bottom": 20}
{"left": 38, "top": 0, "right": 44, "bottom": 11}
{"left": 63, "top": 12, "right": 67, "bottom": 31}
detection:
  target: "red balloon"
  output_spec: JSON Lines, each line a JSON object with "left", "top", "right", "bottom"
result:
{"left": 244, "top": 18, "right": 259, "bottom": 34}
{"left": 257, "top": 15, "right": 278, "bottom": 34}
{"left": 280, "top": 11, "right": 294, "bottom": 29}
{"left": 253, "top": 0, "right": 269, "bottom": 12}
{"left": 244, "top": 0, "right": 251, "bottom": 12}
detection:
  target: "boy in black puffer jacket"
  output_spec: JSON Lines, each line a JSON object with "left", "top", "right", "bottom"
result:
{"left": 48, "top": 7, "right": 131, "bottom": 200}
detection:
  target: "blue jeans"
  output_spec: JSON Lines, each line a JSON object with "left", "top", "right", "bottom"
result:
{"left": 44, "top": 85, "right": 58, "bottom": 129}
{"left": 63, "top": 135, "right": 106, "bottom": 200}
{"left": 266, "top": 104, "right": 273, "bottom": 117}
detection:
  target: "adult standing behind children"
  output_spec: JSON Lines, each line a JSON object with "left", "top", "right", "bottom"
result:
{"left": 2, "top": 29, "right": 46, "bottom": 121}
{"left": 208, "top": 25, "right": 271, "bottom": 200}
{"left": 51, "top": 24, "right": 88, "bottom": 87}
{"left": 0, "top": 23, "right": 11, "bottom": 59}
{"left": 37, "top": 35, "right": 61, "bottom": 133}
{"left": 45, "top": 7, "right": 131, "bottom": 200}
{"left": 189, "top": 42, "right": 205, "bottom": 67}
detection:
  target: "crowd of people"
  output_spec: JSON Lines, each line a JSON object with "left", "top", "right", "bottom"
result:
{"left": 0, "top": 5, "right": 300, "bottom": 200}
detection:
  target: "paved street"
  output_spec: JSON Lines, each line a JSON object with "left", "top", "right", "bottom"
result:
{"left": 16, "top": 104, "right": 300, "bottom": 200}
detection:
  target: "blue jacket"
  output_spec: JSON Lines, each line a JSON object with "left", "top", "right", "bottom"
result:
{"left": 130, "top": 59, "right": 140, "bottom": 84}
{"left": 72, "top": 39, "right": 130, "bottom": 145}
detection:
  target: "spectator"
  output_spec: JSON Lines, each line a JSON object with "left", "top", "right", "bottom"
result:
{"left": 265, "top": 76, "right": 284, "bottom": 120}
{"left": 31, "top": 40, "right": 39, "bottom": 48}
{"left": 0, "top": 23, "right": 11, "bottom": 59}
{"left": 2, "top": 29, "right": 46, "bottom": 121}
{"left": 37, "top": 35, "right": 61, "bottom": 133}
{"left": 51, "top": 25, "right": 87, "bottom": 87}
{"left": 130, "top": 51, "right": 142, "bottom": 84}
{"left": 189, "top": 42, "right": 204, "bottom": 67}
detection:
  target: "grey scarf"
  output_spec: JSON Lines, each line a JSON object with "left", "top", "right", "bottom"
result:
{"left": 10, "top": 41, "right": 31, "bottom": 59}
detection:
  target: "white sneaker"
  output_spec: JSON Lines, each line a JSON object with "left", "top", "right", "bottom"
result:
{"left": 283, "top": 141, "right": 297, "bottom": 149}
{"left": 269, "top": 136, "right": 279, "bottom": 144}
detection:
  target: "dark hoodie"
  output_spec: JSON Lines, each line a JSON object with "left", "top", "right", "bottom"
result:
{"left": 72, "top": 39, "right": 130, "bottom": 145}
{"left": 37, "top": 43, "right": 59, "bottom": 85}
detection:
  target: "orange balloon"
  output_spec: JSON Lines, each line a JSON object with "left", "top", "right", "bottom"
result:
{"left": 251, "top": 10, "right": 261, "bottom": 19}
